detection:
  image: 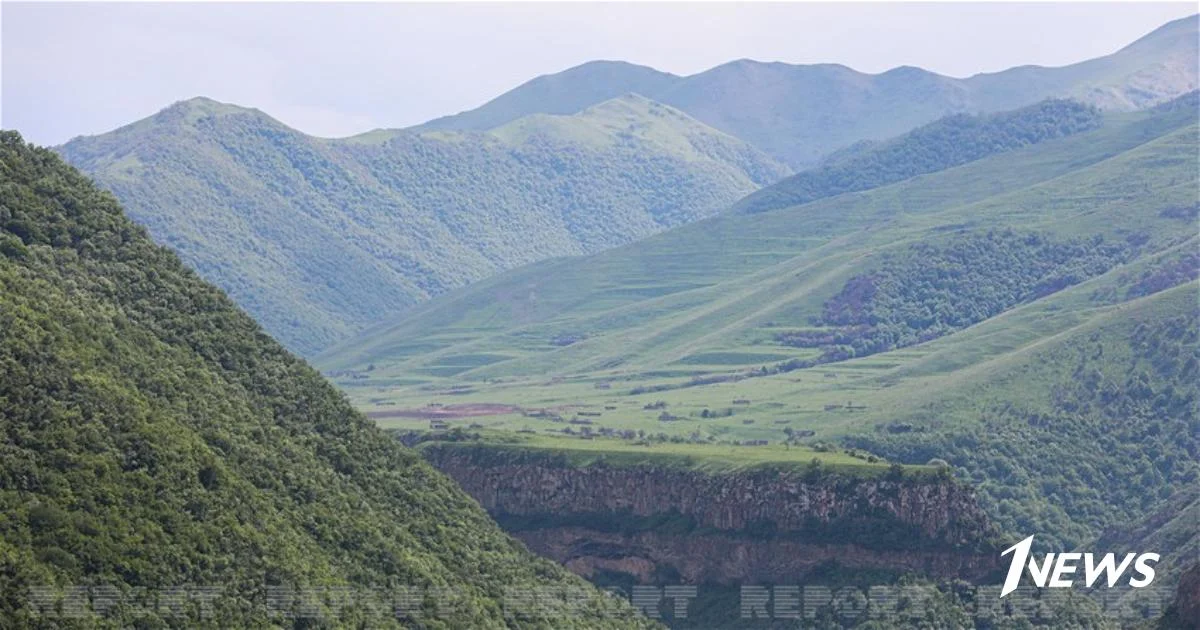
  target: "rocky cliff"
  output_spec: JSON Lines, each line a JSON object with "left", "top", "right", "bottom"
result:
{"left": 422, "top": 444, "right": 1000, "bottom": 585}
{"left": 1161, "top": 563, "right": 1200, "bottom": 629}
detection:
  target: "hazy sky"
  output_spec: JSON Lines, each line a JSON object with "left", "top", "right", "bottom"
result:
{"left": 3, "top": 2, "right": 1196, "bottom": 146}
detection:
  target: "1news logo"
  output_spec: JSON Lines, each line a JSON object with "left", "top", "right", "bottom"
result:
{"left": 1000, "top": 535, "right": 1159, "bottom": 598}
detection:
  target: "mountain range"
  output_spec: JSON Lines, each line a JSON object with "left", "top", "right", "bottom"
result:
{"left": 318, "top": 94, "right": 1200, "bottom": 557}
{"left": 59, "top": 94, "right": 786, "bottom": 356}
{"left": 5, "top": 11, "right": 1198, "bottom": 628}
{"left": 56, "top": 15, "right": 1198, "bottom": 361}
{"left": 417, "top": 14, "right": 1198, "bottom": 168}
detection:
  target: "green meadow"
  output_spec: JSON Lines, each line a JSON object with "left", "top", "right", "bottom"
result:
{"left": 321, "top": 103, "right": 1199, "bottom": 551}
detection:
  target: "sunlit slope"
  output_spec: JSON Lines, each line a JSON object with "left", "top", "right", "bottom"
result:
{"left": 58, "top": 95, "right": 786, "bottom": 356}
{"left": 335, "top": 257, "right": 1197, "bottom": 554}
{"left": 316, "top": 103, "right": 1197, "bottom": 559}
{"left": 317, "top": 105, "right": 1197, "bottom": 381}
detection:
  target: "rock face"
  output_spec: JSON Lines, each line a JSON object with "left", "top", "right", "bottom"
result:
{"left": 423, "top": 446, "right": 1000, "bottom": 585}
{"left": 524, "top": 528, "right": 999, "bottom": 585}
{"left": 1163, "top": 563, "right": 1200, "bottom": 629}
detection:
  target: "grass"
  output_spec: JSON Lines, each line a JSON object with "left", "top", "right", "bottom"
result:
{"left": 306, "top": 101, "right": 1200, "bottom": 563}
{"left": 345, "top": 282, "right": 1190, "bottom": 453}
{"left": 674, "top": 351, "right": 796, "bottom": 365}
{"left": 345, "top": 265, "right": 1198, "bottom": 446}
{"left": 317, "top": 108, "right": 1196, "bottom": 381}
{"left": 318, "top": 107, "right": 1198, "bottom": 481}
{"left": 414, "top": 431, "right": 929, "bottom": 476}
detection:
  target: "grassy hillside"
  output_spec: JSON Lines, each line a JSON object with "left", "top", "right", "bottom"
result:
{"left": 408, "top": 431, "right": 928, "bottom": 477}
{"left": 414, "top": 15, "right": 1197, "bottom": 168}
{"left": 318, "top": 100, "right": 1199, "bottom": 555}
{"left": 319, "top": 103, "right": 1196, "bottom": 377}
{"left": 57, "top": 95, "right": 787, "bottom": 357}
{"left": 0, "top": 132, "right": 658, "bottom": 628}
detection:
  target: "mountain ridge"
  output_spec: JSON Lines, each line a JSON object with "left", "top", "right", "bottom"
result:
{"left": 318, "top": 101, "right": 1198, "bottom": 373}
{"left": 58, "top": 93, "right": 788, "bottom": 357}
{"left": 416, "top": 60, "right": 682, "bottom": 133}
{"left": 411, "top": 15, "right": 1198, "bottom": 168}
{"left": 731, "top": 98, "right": 1106, "bottom": 215}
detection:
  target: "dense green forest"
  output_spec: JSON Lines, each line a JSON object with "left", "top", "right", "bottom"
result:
{"left": 58, "top": 95, "right": 787, "bottom": 356}
{"left": 0, "top": 132, "right": 656, "bottom": 627}
{"left": 417, "top": 16, "right": 1197, "bottom": 168}
{"left": 776, "top": 229, "right": 1131, "bottom": 360}
{"left": 733, "top": 100, "right": 1102, "bottom": 215}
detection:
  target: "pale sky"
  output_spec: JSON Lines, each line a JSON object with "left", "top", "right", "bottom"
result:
{"left": 3, "top": 2, "right": 1196, "bottom": 146}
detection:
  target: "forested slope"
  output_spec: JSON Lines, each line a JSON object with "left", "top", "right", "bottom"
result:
{"left": 844, "top": 283, "right": 1199, "bottom": 551}
{"left": 58, "top": 95, "right": 787, "bottom": 356}
{"left": 0, "top": 132, "right": 655, "bottom": 628}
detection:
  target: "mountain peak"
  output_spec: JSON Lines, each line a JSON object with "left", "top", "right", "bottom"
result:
{"left": 129, "top": 97, "right": 285, "bottom": 135}
{"left": 574, "top": 93, "right": 718, "bottom": 134}
{"left": 585, "top": 91, "right": 662, "bottom": 112}
{"left": 488, "top": 91, "right": 781, "bottom": 167}
{"left": 880, "top": 65, "right": 936, "bottom": 77}
{"left": 563, "top": 59, "right": 676, "bottom": 76}
{"left": 704, "top": 58, "right": 862, "bottom": 78}
{"left": 163, "top": 96, "right": 258, "bottom": 116}
{"left": 412, "top": 60, "right": 681, "bottom": 132}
